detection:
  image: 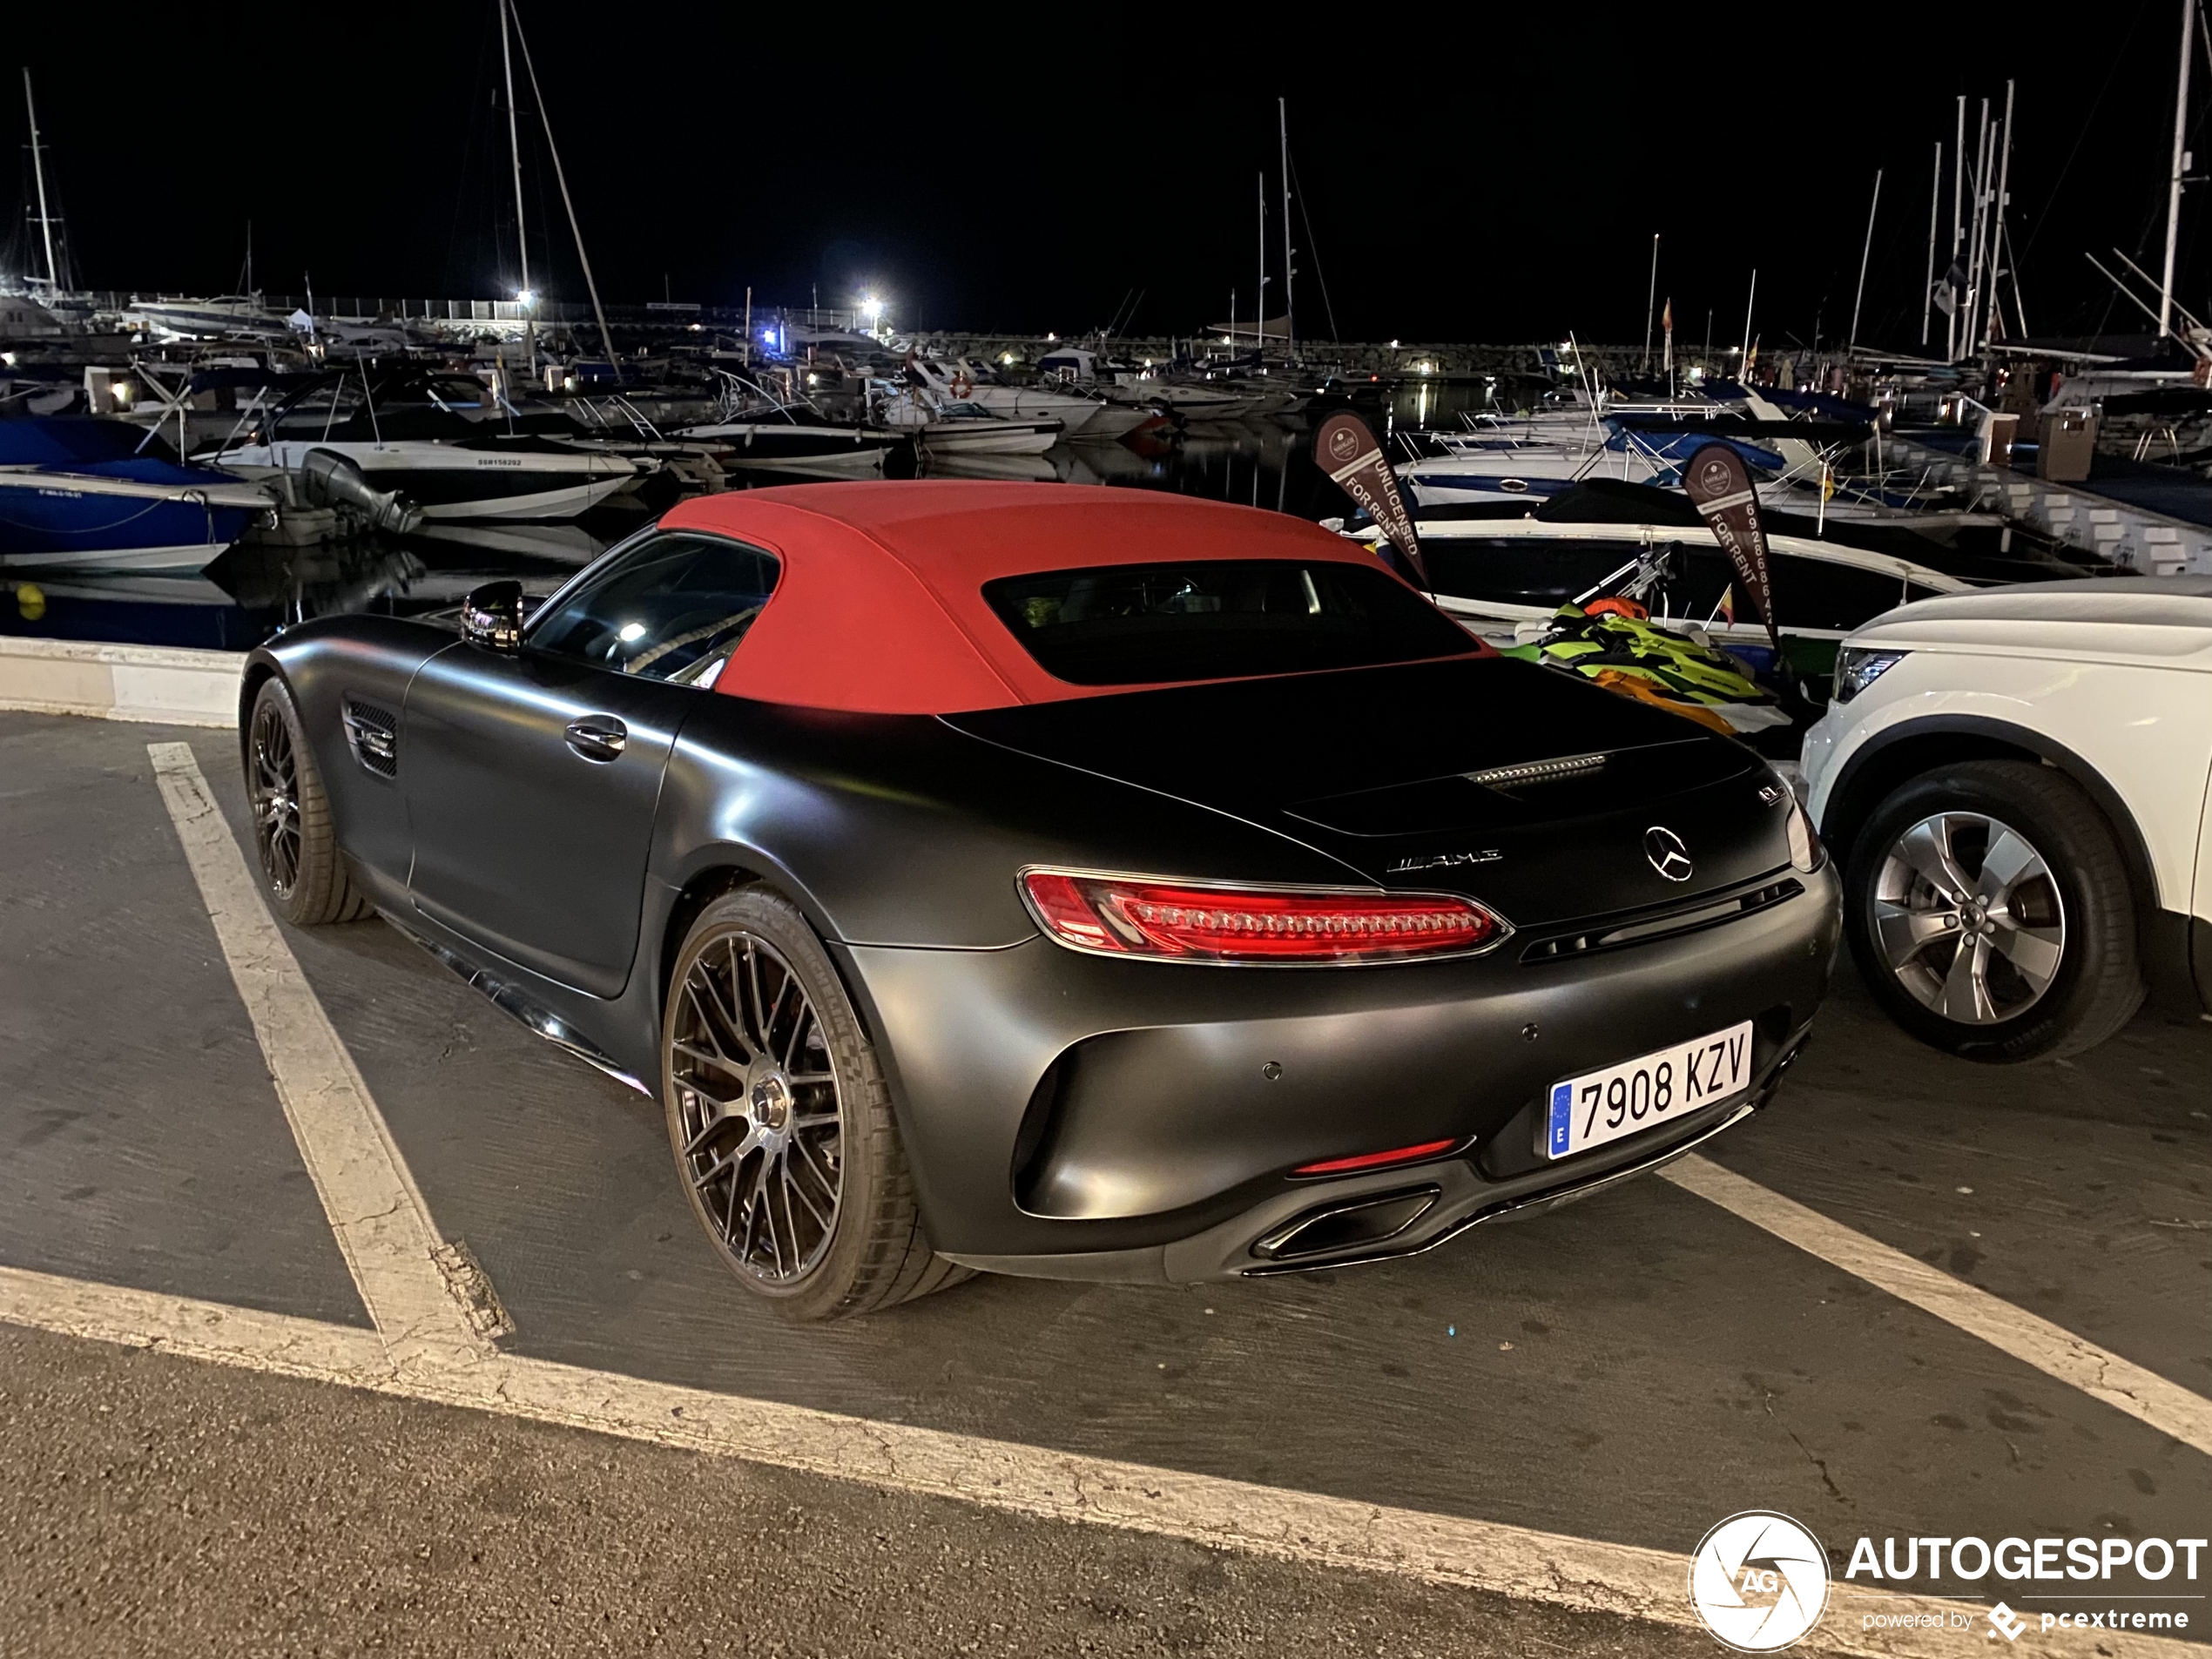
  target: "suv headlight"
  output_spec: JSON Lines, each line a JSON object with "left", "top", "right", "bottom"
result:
{"left": 1832, "top": 646, "right": 1906, "bottom": 704}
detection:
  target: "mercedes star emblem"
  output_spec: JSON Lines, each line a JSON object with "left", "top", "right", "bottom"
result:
{"left": 1644, "top": 826, "right": 1693, "bottom": 881}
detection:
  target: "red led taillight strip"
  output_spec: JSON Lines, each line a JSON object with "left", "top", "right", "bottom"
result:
{"left": 1020, "top": 870, "right": 1509, "bottom": 965}
{"left": 1292, "top": 1138, "right": 1460, "bottom": 1176}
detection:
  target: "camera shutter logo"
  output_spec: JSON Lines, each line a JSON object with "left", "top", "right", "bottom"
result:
{"left": 1644, "top": 825, "right": 1694, "bottom": 881}
{"left": 1689, "top": 1511, "right": 1831, "bottom": 1652}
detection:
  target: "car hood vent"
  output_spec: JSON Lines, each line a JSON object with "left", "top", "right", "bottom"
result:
{"left": 342, "top": 697, "right": 399, "bottom": 779}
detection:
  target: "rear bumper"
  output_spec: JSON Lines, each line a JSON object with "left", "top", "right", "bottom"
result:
{"left": 950, "top": 1037, "right": 1802, "bottom": 1284}
{"left": 840, "top": 862, "right": 1840, "bottom": 1283}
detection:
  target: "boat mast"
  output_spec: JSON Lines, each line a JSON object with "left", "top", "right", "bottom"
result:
{"left": 1642, "top": 234, "right": 1659, "bottom": 373}
{"left": 500, "top": 0, "right": 535, "bottom": 370}
{"left": 2162, "top": 0, "right": 2195, "bottom": 337}
{"left": 1256, "top": 172, "right": 1267, "bottom": 362}
{"left": 509, "top": 0, "right": 617, "bottom": 366}
{"left": 1965, "top": 99, "right": 1990, "bottom": 359}
{"left": 1848, "top": 168, "right": 1881, "bottom": 355}
{"left": 1922, "top": 142, "right": 1941, "bottom": 347}
{"left": 1989, "top": 79, "right": 2015, "bottom": 350}
{"left": 1278, "top": 98, "right": 1295, "bottom": 363}
{"left": 22, "top": 70, "right": 58, "bottom": 292}
{"left": 1948, "top": 97, "right": 1965, "bottom": 361}
{"left": 1739, "top": 268, "right": 1757, "bottom": 374}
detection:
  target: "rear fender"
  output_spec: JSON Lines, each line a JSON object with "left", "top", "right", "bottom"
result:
{"left": 650, "top": 693, "right": 1367, "bottom": 953}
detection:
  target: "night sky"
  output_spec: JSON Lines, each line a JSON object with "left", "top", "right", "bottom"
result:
{"left": 6, "top": 4, "right": 2202, "bottom": 350}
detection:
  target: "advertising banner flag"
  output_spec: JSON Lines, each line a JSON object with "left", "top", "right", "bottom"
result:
{"left": 1313, "top": 412, "right": 1428, "bottom": 588}
{"left": 1681, "top": 441, "right": 1782, "bottom": 653}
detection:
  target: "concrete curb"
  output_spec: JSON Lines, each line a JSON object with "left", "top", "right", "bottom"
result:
{"left": 0, "top": 637, "right": 244, "bottom": 728}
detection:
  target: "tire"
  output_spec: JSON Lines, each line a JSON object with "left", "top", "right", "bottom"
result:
{"left": 1843, "top": 759, "right": 2143, "bottom": 1061}
{"left": 244, "top": 676, "right": 373, "bottom": 927}
{"left": 661, "top": 887, "right": 971, "bottom": 1322}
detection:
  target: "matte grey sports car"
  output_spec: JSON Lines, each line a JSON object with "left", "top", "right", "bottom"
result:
{"left": 240, "top": 482, "right": 1840, "bottom": 1320}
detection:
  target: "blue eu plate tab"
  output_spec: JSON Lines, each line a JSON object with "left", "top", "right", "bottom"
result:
{"left": 1547, "top": 1082, "right": 1573, "bottom": 1157}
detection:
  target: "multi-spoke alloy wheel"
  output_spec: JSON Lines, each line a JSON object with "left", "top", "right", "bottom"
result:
{"left": 249, "top": 696, "right": 304, "bottom": 900}
{"left": 241, "top": 676, "right": 368, "bottom": 927}
{"left": 1843, "top": 759, "right": 2144, "bottom": 1062}
{"left": 660, "top": 888, "right": 971, "bottom": 1320}
{"left": 670, "top": 931, "right": 844, "bottom": 1285}
{"left": 1872, "top": 810, "right": 2064, "bottom": 1025}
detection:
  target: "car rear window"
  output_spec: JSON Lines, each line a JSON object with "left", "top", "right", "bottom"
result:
{"left": 981, "top": 560, "right": 1475, "bottom": 685}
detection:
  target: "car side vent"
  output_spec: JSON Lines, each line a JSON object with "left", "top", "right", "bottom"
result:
{"left": 1521, "top": 878, "right": 1803, "bottom": 963}
{"left": 341, "top": 697, "right": 399, "bottom": 779}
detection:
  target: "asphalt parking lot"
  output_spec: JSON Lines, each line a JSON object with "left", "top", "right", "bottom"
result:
{"left": 3, "top": 706, "right": 2208, "bottom": 1656}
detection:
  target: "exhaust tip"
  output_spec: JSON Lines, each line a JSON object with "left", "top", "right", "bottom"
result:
{"left": 1251, "top": 1187, "right": 1440, "bottom": 1263}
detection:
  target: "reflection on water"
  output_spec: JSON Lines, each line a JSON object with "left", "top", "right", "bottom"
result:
{"left": 2, "top": 408, "right": 1406, "bottom": 651}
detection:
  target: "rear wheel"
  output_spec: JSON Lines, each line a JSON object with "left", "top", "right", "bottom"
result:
{"left": 1844, "top": 759, "right": 2142, "bottom": 1061}
{"left": 662, "top": 887, "right": 969, "bottom": 1321}
{"left": 246, "top": 677, "right": 372, "bottom": 926}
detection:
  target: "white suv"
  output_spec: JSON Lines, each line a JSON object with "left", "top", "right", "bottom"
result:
{"left": 1801, "top": 577, "right": 2212, "bottom": 1060}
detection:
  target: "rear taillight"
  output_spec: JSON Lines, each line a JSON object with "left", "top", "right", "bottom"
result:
{"left": 1020, "top": 869, "right": 1510, "bottom": 965}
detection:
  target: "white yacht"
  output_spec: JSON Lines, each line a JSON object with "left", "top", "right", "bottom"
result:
{"left": 216, "top": 368, "right": 637, "bottom": 521}
{"left": 907, "top": 357, "right": 1115, "bottom": 435}
{"left": 874, "top": 387, "right": 1062, "bottom": 455}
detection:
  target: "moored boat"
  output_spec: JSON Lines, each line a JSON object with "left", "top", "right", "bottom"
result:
{"left": 215, "top": 368, "right": 638, "bottom": 521}
{"left": 0, "top": 416, "right": 270, "bottom": 573}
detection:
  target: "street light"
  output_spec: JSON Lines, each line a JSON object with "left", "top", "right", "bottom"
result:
{"left": 861, "top": 295, "right": 885, "bottom": 330}
{"left": 516, "top": 288, "right": 536, "bottom": 307}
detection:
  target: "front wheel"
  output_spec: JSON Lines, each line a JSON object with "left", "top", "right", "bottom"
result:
{"left": 661, "top": 887, "right": 969, "bottom": 1321}
{"left": 245, "top": 676, "right": 372, "bottom": 926}
{"left": 1843, "top": 759, "right": 2143, "bottom": 1061}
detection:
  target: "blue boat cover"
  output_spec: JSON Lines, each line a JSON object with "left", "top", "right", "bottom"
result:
{"left": 0, "top": 416, "right": 243, "bottom": 487}
{"left": 0, "top": 416, "right": 167, "bottom": 466}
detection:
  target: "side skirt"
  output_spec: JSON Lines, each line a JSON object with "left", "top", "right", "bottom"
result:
{"left": 379, "top": 909, "right": 655, "bottom": 1097}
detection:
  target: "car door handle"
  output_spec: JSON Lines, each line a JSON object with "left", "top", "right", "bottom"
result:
{"left": 564, "top": 716, "right": 628, "bottom": 762}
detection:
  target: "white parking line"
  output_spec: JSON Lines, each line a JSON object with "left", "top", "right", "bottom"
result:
{"left": 1662, "top": 1155, "right": 2212, "bottom": 1459}
{"left": 0, "top": 1263, "right": 2186, "bottom": 1659}
{"left": 146, "top": 741, "right": 497, "bottom": 1370}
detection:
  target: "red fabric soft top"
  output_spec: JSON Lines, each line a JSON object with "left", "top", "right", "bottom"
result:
{"left": 658, "top": 482, "right": 1458, "bottom": 715}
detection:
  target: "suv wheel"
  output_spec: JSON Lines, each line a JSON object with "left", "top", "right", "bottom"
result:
{"left": 1844, "top": 759, "right": 2143, "bottom": 1061}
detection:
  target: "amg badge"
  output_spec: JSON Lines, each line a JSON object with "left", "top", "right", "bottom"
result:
{"left": 1388, "top": 849, "right": 1503, "bottom": 873}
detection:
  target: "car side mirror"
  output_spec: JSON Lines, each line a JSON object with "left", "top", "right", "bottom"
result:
{"left": 461, "top": 580, "right": 525, "bottom": 652}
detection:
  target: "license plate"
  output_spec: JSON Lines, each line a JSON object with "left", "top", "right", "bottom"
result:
{"left": 1541, "top": 1021, "right": 1754, "bottom": 1160}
